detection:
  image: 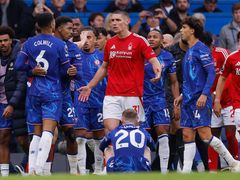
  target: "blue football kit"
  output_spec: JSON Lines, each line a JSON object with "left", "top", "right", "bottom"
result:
{"left": 74, "top": 49, "right": 107, "bottom": 131}
{"left": 181, "top": 41, "right": 215, "bottom": 128}
{"left": 15, "top": 34, "right": 70, "bottom": 124}
{"left": 142, "top": 49, "right": 176, "bottom": 129}
{"left": 100, "top": 124, "right": 155, "bottom": 172}
{"left": 60, "top": 40, "right": 81, "bottom": 126}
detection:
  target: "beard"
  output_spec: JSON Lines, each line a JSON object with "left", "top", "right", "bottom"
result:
{"left": 177, "top": 8, "right": 187, "bottom": 13}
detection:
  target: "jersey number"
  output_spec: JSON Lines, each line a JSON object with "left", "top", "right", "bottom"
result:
{"left": 67, "top": 107, "right": 75, "bottom": 118}
{"left": 97, "top": 113, "right": 103, "bottom": 123}
{"left": 115, "top": 129, "right": 145, "bottom": 150}
{"left": 36, "top": 50, "right": 49, "bottom": 71}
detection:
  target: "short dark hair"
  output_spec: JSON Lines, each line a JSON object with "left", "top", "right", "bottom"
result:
{"left": 88, "top": 12, "right": 104, "bottom": 26}
{"left": 232, "top": 3, "right": 240, "bottom": 13}
{"left": 95, "top": 27, "right": 108, "bottom": 37}
{"left": 200, "top": 31, "right": 213, "bottom": 48}
{"left": 0, "top": 26, "right": 15, "bottom": 39}
{"left": 112, "top": 10, "right": 130, "bottom": 19}
{"left": 80, "top": 26, "right": 97, "bottom": 37}
{"left": 36, "top": 13, "right": 54, "bottom": 28}
{"left": 176, "top": 0, "right": 189, "bottom": 3}
{"left": 122, "top": 109, "right": 138, "bottom": 121}
{"left": 55, "top": 16, "right": 73, "bottom": 28}
{"left": 182, "top": 16, "right": 203, "bottom": 39}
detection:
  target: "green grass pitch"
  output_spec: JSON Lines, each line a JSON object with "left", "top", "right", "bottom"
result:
{"left": 4, "top": 172, "right": 240, "bottom": 180}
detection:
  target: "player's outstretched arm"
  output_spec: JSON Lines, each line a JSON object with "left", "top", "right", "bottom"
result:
{"left": 78, "top": 61, "right": 108, "bottom": 102}
{"left": 148, "top": 57, "right": 162, "bottom": 82}
{"left": 213, "top": 75, "right": 226, "bottom": 117}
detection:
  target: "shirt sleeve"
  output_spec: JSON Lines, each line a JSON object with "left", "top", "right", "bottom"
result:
{"left": 99, "top": 132, "right": 112, "bottom": 152}
{"left": 59, "top": 43, "right": 70, "bottom": 76}
{"left": 103, "top": 40, "right": 110, "bottom": 63}
{"left": 140, "top": 37, "right": 156, "bottom": 60}
{"left": 14, "top": 41, "right": 30, "bottom": 71}
{"left": 221, "top": 56, "right": 232, "bottom": 78}
{"left": 167, "top": 53, "right": 177, "bottom": 74}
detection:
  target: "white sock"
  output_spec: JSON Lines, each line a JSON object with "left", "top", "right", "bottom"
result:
{"left": 209, "top": 136, "right": 237, "bottom": 167}
{"left": 28, "top": 135, "right": 41, "bottom": 174}
{"left": 158, "top": 134, "right": 169, "bottom": 174}
{"left": 87, "top": 139, "right": 95, "bottom": 152}
{"left": 0, "top": 164, "right": 9, "bottom": 176}
{"left": 67, "top": 154, "right": 78, "bottom": 174}
{"left": 182, "top": 142, "right": 196, "bottom": 173}
{"left": 43, "top": 162, "right": 52, "bottom": 176}
{"left": 35, "top": 131, "right": 53, "bottom": 175}
{"left": 94, "top": 139, "right": 104, "bottom": 173}
{"left": 76, "top": 137, "right": 87, "bottom": 174}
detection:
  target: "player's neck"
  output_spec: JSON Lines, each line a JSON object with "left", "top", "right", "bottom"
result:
{"left": 187, "top": 37, "right": 199, "bottom": 48}
{"left": 41, "top": 28, "right": 53, "bottom": 35}
{"left": 154, "top": 47, "right": 161, "bottom": 56}
{"left": 117, "top": 30, "right": 131, "bottom": 39}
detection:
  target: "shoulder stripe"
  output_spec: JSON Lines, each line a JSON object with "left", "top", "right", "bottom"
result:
{"left": 215, "top": 47, "right": 229, "bottom": 59}
{"left": 132, "top": 33, "right": 150, "bottom": 46}
{"left": 20, "top": 51, "right": 28, "bottom": 57}
{"left": 222, "top": 50, "right": 239, "bottom": 70}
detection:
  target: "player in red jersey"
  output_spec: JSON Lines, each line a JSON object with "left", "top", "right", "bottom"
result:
{"left": 202, "top": 32, "right": 238, "bottom": 171}
{"left": 79, "top": 10, "right": 162, "bottom": 134}
{"left": 215, "top": 49, "right": 240, "bottom": 131}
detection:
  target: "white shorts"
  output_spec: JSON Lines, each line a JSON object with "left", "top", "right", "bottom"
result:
{"left": 211, "top": 106, "right": 235, "bottom": 128}
{"left": 103, "top": 96, "right": 145, "bottom": 122}
{"left": 234, "top": 108, "right": 240, "bottom": 131}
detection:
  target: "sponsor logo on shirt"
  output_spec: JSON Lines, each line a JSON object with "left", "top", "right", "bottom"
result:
{"left": 109, "top": 51, "right": 133, "bottom": 59}
{"left": 235, "top": 61, "right": 240, "bottom": 66}
{"left": 236, "top": 68, "right": 240, "bottom": 75}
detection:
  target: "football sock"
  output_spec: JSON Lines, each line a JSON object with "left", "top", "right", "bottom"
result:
{"left": 209, "top": 136, "right": 237, "bottom": 167}
{"left": 76, "top": 137, "right": 87, "bottom": 174}
{"left": 182, "top": 142, "right": 196, "bottom": 173}
{"left": 28, "top": 135, "right": 40, "bottom": 174}
{"left": 158, "top": 134, "right": 169, "bottom": 174}
{"left": 67, "top": 154, "right": 78, "bottom": 174}
{"left": 35, "top": 131, "right": 53, "bottom": 175}
{"left": 208, "top": 146, "right": 218, "bottom": 171}
{"left": 0, "top": 164, "right": 9, "bottom": 176}
{"left": 94, "top": 138, "right": 104, "bottom": 173}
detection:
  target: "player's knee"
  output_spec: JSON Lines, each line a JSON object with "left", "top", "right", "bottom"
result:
{"left": 64, "top": 127, "right": 76, "bottom": 143}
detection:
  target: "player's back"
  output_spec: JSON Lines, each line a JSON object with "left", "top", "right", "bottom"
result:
{"left": 111, "top": 124, "right": 154, "bottom": 158}
{"left": 25, "top": 34, "right": 69, "bottom": 98}
{"left": 101, "top": 124, "right": 155, "bottom": 172}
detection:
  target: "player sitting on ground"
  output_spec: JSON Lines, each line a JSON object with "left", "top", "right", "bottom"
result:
{"left": 100, "top": 109, "right": 155, "bottom": 173}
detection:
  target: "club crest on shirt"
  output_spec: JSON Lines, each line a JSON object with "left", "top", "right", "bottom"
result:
{"left": 128, "top": 42, "right": 132, "bottom": 50}
{"left": 94, "top": 59, "right": 100, "bottom": 65}
{"left": 110, "top": 51, "right": 116, "bottom": 58}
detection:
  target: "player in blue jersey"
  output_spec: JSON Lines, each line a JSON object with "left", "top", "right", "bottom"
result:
{"left": 174, "top": 16, "right": 240, "bottom": 173}
{"left": 74, "top": 27, "right": 106, "bottom": 175}
{"left": 54, "top": 16, "right": 79, "bottom": 175}
{"left": 15, "top": 13, "right": 75, "bottom": 175}
{"left": 100, "top": 109, "right": 155, "bottom": 173}
{"left": 142, "top": 29, "right": 180, "bottom": 173}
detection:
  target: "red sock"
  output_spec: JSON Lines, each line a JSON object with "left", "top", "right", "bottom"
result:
{"left": 25, "top": 162, "right": 28, "bottom": 173}
{"left": 226, "top": 130, "right": 239, "bottom": 160}
{"left": 208, "top": 146, "right": 218, "bottom": 171}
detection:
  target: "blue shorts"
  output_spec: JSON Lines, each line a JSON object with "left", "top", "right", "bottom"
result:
{"left": 140, "top": 104, "right": 170, "bottom": 129}
{"left": 60, "top": 92, "right": 77, "bottom": 126}
{"left": 27, "top": 95, "right": 62, "bottom": 125}
{"left": 107, "top": 156, "right": 151, "bottom": 172}
{"left": 0, "top": 103, "right": 12, "bottom": 129}
{"left": 75, "top": 107, "right": 104, "bottom": 131}
{"left": 180, "top": 102, "right": 212, "bottom": 129}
